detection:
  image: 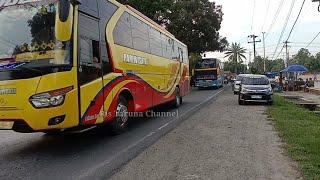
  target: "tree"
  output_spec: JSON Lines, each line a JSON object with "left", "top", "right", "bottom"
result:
{"left": 168, "top": 0, "right": 227, "bottom": 53}
{"left": 224, "top": 42, "right": 246, "bottom": 74}
{"left": 290, "top": 48, "right": 310, "bottom": 65}
{"left": 189, "top": 52, "right": 202, "bottom": 75}
{"left": 224, "top": 61, "right": 247, "bottom": 74}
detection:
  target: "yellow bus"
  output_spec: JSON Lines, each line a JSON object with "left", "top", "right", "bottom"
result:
{"left": 0, "top": 0, "right": 189, "bottom": 134}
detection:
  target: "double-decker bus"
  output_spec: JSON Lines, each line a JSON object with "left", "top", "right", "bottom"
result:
{"left": 0, "top": 0, "right": 189, "bottom": 134}
{"left": 194, "top": 58, "right": 223, "bottom": 89}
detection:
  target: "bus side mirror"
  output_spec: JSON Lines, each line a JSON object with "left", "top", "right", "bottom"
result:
{"left": 55, "top": 0, "right": 74, "bottom": 42}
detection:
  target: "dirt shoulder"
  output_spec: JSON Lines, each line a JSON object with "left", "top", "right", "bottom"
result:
{"left": 110, "top": 89, "right": 302, "bottom": 180}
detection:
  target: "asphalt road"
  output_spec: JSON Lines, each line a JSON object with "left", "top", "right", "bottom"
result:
{"left": 0, "top": 86, "right": 226, "bottom": 180}
{"left": 111, "top": 87, "right": 301, "bottom": 180}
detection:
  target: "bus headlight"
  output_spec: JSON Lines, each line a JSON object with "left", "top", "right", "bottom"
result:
{"left": 29, "top": 86, "right": 73, "bottom": 108}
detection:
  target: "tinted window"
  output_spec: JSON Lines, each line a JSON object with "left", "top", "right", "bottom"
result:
{"left": 183, "top": 46, "right": 189, "bottom": 64}
{"left": 149, "top": 26, "right": 162, "bottom": 56}
{"left": 97, "top": 0, "right": 118, "bottom": 75}
{"left": 79, "top": 14, "right": 100, "bottom": 40}
{"left": 113, "top": 12, "right": 133, "bottom": 48}
{"left": 195, "top": 59, "right": 217, "bottom": 69}
{"left": 131, "top": 16, "right": 150, "bottom": 53}
{"left": 242, "top": 76, "right": 269, "bottom": 85}
{"left": 172, "top": 41, "right": 179, "bottom": 60}
{"left": 78, "top": 13, "right": 101, "bottom": 85}
{"left": 79, "top": 0, "right": 98, "bottom": 17}
{"left": 161, "top": 34, "right": 172, "bottom": 59}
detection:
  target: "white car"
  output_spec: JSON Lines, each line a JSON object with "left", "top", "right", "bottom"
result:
{"left": 233, "top": 74, "right": 252, "bottom": 94}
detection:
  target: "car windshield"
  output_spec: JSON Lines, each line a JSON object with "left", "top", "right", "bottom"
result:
{"left": 0, "top": 0, "right": 72, "bottom": 70}
{"left": 242, "top": 76, "right": 269, "bottom": 85}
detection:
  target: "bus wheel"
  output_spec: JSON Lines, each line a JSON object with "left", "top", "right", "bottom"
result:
{"left": 171, "top": 87, "right": 181, "bottom": 108}
{"left": 112, "top": 96, "right": 129, "bottom": 134}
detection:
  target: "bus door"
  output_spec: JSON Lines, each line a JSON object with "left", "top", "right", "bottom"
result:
{"left": 77, "top": 12, "right": 104, "bottom": 125}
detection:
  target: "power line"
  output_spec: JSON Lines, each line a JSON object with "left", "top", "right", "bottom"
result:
{"left": 265, "top": 0, "right": 285, "bottom": 39}
{"left": 285, "top": 0, "right": 306, "bottom": 41}
{"left": 305, "top": 31, "right": 320, "bottom": 49}
{"left": 272, "top": 0, "right": 296, "bottom": 60}
{"left": 259, "top": 0, "right": 271, "bottom": 35}
{"left": 250, "top": 0, "right": 256, "bottom": 33}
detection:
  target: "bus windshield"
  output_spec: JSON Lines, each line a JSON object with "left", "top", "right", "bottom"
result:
{"left": 195, "top": 59, "right": 218, "bottom": 69}
{"left": 0, "top": 0, "right": 72, "bottom": 70}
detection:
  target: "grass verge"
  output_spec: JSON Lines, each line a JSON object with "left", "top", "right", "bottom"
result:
{"left": 267, "top": 94, "right": 320, "bottom": 179}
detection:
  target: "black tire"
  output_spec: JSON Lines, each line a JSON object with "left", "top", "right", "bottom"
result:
{"left": 112, "top": 95, "right": 129, "bottom": 134}
{"left": 238, "top": 99, "right": 246, "bottom": 105}
{"left": 238, "top": 95, "right": 245, "bottom": 105}
{"left": 171, "top": 87, "right": 182, "bottom": 109}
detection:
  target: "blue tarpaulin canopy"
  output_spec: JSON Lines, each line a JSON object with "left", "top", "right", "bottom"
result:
{"left": 280, "top": 65, "right": 308, "bottom": 73}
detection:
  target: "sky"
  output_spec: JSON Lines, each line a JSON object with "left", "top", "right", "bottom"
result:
{"left": 205, "top": 0, "right": 320, "bottom": 65}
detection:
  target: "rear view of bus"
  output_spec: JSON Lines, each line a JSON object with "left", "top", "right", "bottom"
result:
{"left": 194, "top": 58, "right": 223, "bottom": 89}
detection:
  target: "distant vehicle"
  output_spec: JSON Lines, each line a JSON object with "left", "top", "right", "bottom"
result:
{"left": 238, "top": 75, "right": 273, "bottom": 105}
{"left": 233, "top": 74, "right": 251, "bottom": 94}
{"left": 194, "top": 58, "right": 224, "bottom": 89}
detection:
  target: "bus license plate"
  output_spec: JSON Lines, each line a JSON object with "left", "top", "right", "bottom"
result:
{"left": 0, "top": 121, "right": 14, "bottom": 129}
{"left": 251, "top": 95, "right": 262, "bottom": 99}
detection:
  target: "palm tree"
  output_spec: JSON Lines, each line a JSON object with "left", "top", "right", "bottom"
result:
{"left": 224, "top": 42, "right": 246, "bottom": 74}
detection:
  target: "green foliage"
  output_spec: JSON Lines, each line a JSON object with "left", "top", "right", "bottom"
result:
{"left": 268, "top": 95, "right": 320, "bottom": 179}
{"left": 117, "top": 0, "right": 228, "bottom": 54}
{"left": 289, "top": 49, "right": 320, "bottom": 73}
{"left": 249, "top": 48, "right": 320, "bottom": 74}
{"left": 189, "top": 52, "right": 202, "bottom": 75}
{"left": 168, "top": 0, "right": 227, "bottom": 53}
{"left": 223, "top": 61, "right": 247, "bottom": 74}
{"left": 224, "top": 42, "right": 246, "bottom": 74}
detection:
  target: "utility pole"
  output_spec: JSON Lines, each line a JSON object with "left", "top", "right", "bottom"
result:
{"left": 284, "top": 41, "right": 290, "bottom": 68}
{"left": 248, "top": 35, "right": 261, "bottom": 61}
{"left": 249, "top": 51, "right": 252, "bottom": 64}
{"left": 262, "top": 32, "right": 266, "bottom": 73}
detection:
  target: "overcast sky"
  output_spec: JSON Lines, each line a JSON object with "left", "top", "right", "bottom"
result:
{"left": 207, "top": 0, "right": 320, "bottom": 64}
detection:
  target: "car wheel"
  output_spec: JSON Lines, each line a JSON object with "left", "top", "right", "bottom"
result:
{"left": 112, "top": 95, "right": 129, "bottom": 134}
{"left": 238, "top": 99, "right": 244, "bottom": 105}
{"left": 171, "top": 87, "right": 181, "bottom": 108}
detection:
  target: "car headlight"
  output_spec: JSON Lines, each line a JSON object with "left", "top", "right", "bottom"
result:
{"left": 267, "top": 87, "right": 273, "bottom": 93}
{"left": 241, "top": 88, "right": 249, "bottom": 93}
{"left": 29, "top": 86, "right": 73, "bottom": 108}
